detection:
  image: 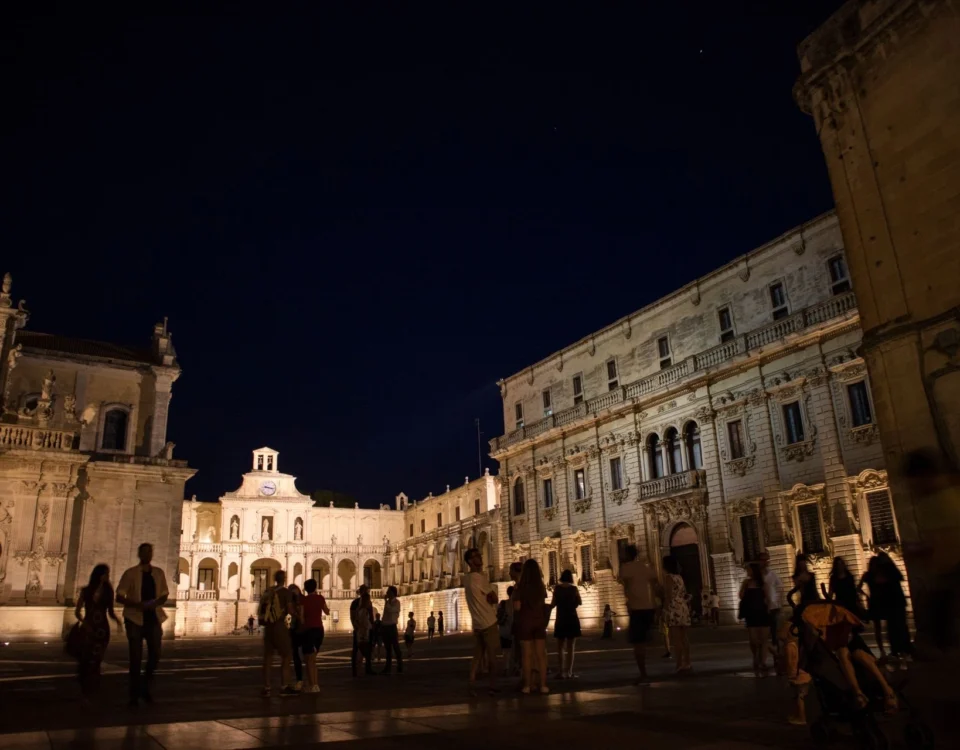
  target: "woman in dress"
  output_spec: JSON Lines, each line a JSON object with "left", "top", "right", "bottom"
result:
{"left": 739, "top": 562, "right": 770, "bottom": 676}
{"left": 513, "top": 558, "right": 549, "bottom": 694}
{"left": 73, "top": 564, "right": 120, "bottom": 700}
{"left": 550, "top": 569, "right": 582, "bottom": 679}
{"left": 859, "top": 552, "right": 912, "bottom": 666}
{"left": 661, "top": 555, "right": 692, "bottom": 672}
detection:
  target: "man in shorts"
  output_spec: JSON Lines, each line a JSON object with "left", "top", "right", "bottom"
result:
{"left": 300, "top": 578, "right": 329, "bottom": 693}
{"left": 618, "top": 544, "right": 660, "bottom": 684}
{"left": 258, "top": 570, "right": 298, "bottom": 697}
{"left": 463, "top": 547, "right": 501, "bottom": 696}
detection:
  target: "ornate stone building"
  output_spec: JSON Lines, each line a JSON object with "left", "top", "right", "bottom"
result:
{"left": 488, "top": 211, "right": 906, "bottom": 624}
{"left": 794, "top": 0, "right": 960, "bottom": 641}
{"left": 176, "top": 450, "right": 503, "bottom": 635}
{"left": 0, "top": 274, "right": 194, "bottom": 638}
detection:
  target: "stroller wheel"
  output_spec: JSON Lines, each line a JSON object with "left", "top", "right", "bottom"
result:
{"left": 903, "top": 721, "right": 935, "bottom": 750}
{"left": 857, "top": 718, "right": 889, "bottom": 750}
{"left": 809, "top": 719, "right": 831, "bottom": 746}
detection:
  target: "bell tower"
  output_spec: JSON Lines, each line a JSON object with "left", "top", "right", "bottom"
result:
{"left": 252, "top": 446, "right": 279, "bottom": 473}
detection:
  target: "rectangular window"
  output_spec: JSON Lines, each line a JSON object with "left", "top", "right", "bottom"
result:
{"left": 616, "top": 538, "right": 630, "bottom": 564}
{"left": 437, "top": 512, "right": 442, "bottom": 528}
{"left": 543, "top": 478, "right": 554, "bottom": 509}
{"left": 727, "top": 420, "right": 745, "bottom": 460}
{"left": 455, "top": 507, "right": 461, "bottom": 522}
{"left": 797, "top": 504, "right": 825, "bottom": 554}
{"left": 475, "top": 498, "right": 481, "bottom": 515}
{"left": 514, "top": 402, "right": 524, "bottom": 429}
{"left": 420, "top": 519, "right": 425, "bottom": 533}
{"left": 828, "top": 255, "right": 851, "bottom": 295}
{"left": 252, "top": 568, "right": 269, "bottom": 599}
{"left": 770, "top": 282, "right": 789, "bottom": 320}
{"left": 574, "top": 468, "right": 586, "bottom": 500}
{"left": 542, "top": 388, "right": 552, "bottom": 417}
{"left": 257, "top": 455, "right": 264, "bottom": 471}
{"left": 409, "top": 523, "right": 414, "bottom": 537}
{"left": 739, "top": 515, "right": 762, "bottom": 563}
{"left": 572, "top": 374, "right": 584, "bottom": 405}
{"left": 866, "top": 489, "right": 898, "bottom": 545}
{"left": 718, "top": 306, "right": 735, "bottom": 343}
{"left": 657, "top": 336, "right": 672, "bottom": 369}
{"left": 266, "top": 455, "right": 273, "bottom": 471}
{"left": 609, "top": 457, "right": 623, "bottom": 491}
{"left": 606, "top": 359, "right": 619, "bottom": 390}
{"left": 847, "top": 381, "right": 872, "bottom": 427}
{"left": 580, "top": 545, "right": 593, "bottom": 583}
{"left": 198, "top": 568, "right": 215, "bottom": 590}
{"left": 547, "top": 551, "right": 558, "bottom": 586}
{"left": 783, "top": 402, "right": 805, "bottom": 444}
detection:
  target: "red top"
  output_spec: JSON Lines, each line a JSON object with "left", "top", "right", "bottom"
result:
{"left": 302, "top": 593, "right": 327, "bottom": 628}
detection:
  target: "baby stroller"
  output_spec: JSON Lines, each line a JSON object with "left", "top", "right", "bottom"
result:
{"left": 791, "top": 600, "right": 934, "bottom": 749}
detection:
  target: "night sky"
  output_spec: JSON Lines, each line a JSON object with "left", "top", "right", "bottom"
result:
{"left": 1, "top": 2, "right": 843, "bottom": 507}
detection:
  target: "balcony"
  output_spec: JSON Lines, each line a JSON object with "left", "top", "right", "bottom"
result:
{"left": 0, "top": 425, "right": 77, "bottom": 452}
{"left": 637, "top": 470, "right": 705, "bottom": 501}
{"left": 492, "top": 291, "right": 857, "bottom": 453}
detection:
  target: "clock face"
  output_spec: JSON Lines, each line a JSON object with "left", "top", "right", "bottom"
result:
{"left": 259, "top": 480, "right": 277, "bottom": 497}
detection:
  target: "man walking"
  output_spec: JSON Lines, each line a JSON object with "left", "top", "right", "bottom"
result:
{"left": 380, "top": 586, "right": 403, "bottom": 674}
{"left": 349, "top": 584, "right": 369, "bottom": 677}
{"left": 258, "top": 570, "right": 298, "bottom": 697}
{"left": 759, "top": 551, "right": 783, "bottom": 668}
{"left": 463, "top": 547, "right": 501, "bottom": 696}
{"left": 427, "top": 611, "right": 436, "bottom": 642}
{"left": 618, "top": 544, "right": 660, "bottom": 684}
{"left": 116, "top": 543, "right": 169, "bottom": 708}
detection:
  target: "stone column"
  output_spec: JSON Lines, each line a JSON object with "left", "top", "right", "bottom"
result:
{"left": 694, "top": 406, "right": 729, "bottom": 558}
{"left": 147, "top": 367, "right": 178, "bottom": 457}
{"left": 219, "top": 552, "right": 228, "bottom": 591}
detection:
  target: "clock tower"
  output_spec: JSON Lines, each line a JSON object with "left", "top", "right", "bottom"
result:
{"left": 252, "top": 446, "right": 279, "bottom": 474}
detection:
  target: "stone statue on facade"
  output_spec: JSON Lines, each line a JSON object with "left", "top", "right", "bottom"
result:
{"left": 294, "top": 519, "right": 303, "bottom": 541}
{"left": 230, "top": 517, "right": 239, "bottom": 540}
{"left": 331, "top": 534, "right": 337, "bottom": 546}
{"left": 357, "top": 534, "right": 362, "bottom": 546}
{"left": 261, "top": 518, "right": 271, "bottom": 541}
{"left": 62, "top": 394, "right": 78, "bottom": 423}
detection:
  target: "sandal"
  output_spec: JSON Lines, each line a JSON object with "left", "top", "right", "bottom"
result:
{"left": 883, "top": 694, "right": 898, "bottom": 716}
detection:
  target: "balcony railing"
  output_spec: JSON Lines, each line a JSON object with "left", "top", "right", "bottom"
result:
{"left": 0, "top": 425, "right": 77, "bottom": 452}
{"left": 637, "top": 470, "right": 704, "bottom": 501}
{"left": 492, "top": 291, "right": 857, "bottom": 452}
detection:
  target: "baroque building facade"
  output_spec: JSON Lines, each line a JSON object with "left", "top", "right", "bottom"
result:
{"left": 488, "top": 211, "right": 906, "bottom": 625}
{"left": 176, "top": 450, "right": 504, "bottom": 635}
{"left": 0, "top": 274, "right": 194, "bottom": 638}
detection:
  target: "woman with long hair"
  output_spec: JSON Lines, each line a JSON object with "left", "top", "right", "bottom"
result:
{"left": 859, "top": 552, "right": 912, "bottom": 667}
{"left": 822, "top": 556, "right": 865, "bottom": 619}
{"left": 513, "top": 558, "right": 549, "bottom": 694}
{"left": 661, "top": 556, "right": 692, "bottom": 672}
{"left": 73, "top": 564, "right": 120, "bottom": 699}
{"left": 550, "top": 569, "right": 582, "bottom": 679}
{"left": 739, "top": 562, "right": 770, "bottom": 676}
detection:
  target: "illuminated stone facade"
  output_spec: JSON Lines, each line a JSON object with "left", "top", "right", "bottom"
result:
{"left": 176, "top": 451, "right": 501, "bottom": 635}
{"left": 489, "top": 211, "right": 907, "bottom": 625}
{"left": 0, "top": 274, "right": 194, "bottom": 639}
{"left": 794, "top": 0, "right": 960, "bottom": 641}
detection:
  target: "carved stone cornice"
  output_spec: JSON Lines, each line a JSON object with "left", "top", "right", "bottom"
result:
{"left": 542, "top": 505, "right": 558, "bottom": 521}
{"left": 725, "top": 456, "right": 756, "bottom": 477}
{"left": 781, "top": 439, "right": 817, "bottom": 462}
{"left": 726, "top": 496, "right": 762, "bottom": 518}
{"left": 831, "top": 360, "right": 868, "bottom": 383}
{"left": 573, "top": 496, "right": 592, "bottom": 514}
{"left": 692, "top": 405, "right": 715, "bottom": 423}
{"left": 564, "top": 447, "right": 590, "bottom": 469}
{"left": 608, "top": 522, "right": 635, "bottom": 542}
{"left": 853, "top": 469, "right": 888, "bottom": 491}
{"left": 849, "top": 424, "right": 880, "bottom": 446}
{"left": 541, "top": 536, "right": 560, "bottom": 552}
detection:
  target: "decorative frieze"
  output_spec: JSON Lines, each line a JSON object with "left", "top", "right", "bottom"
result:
{"left": 573, "top": 496, "right": 592, "bottom": 514}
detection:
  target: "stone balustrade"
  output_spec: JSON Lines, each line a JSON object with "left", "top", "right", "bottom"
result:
{"left": 637, "top": 469, "right": 704, "bottom": 501}
{"left": 0, "top": 425, "right": 77, "bottom": 451}
{"left": 492, "top": 291, "right": 857, "bottom": 452}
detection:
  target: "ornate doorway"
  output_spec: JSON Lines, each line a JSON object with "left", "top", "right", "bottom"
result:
{"left": 670, "top": 523, "right": 703, "bottom": 620}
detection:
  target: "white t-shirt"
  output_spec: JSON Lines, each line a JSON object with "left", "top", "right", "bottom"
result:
{"left": 619, "top": 560, "right": 658, "bottom": 611}
{"left": 381, "top": 598, "right": 401, "bottom": 626}
{"left": 763, "top": 569, "right": 783, "bottom": 610}
{"left": 464, "top": 570, "right": 498, "bottom": 631}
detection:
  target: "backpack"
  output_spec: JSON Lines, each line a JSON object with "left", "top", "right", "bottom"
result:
{"left": 261, "top": 587, "right": 285, "bottom": 624}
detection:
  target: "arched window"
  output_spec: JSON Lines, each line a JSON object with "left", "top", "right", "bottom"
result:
{"left": 102, "top": 408, "right": 128, "bottom": 451}
{"left": 513, "top": 478, "right": 525, "bottom": 516}
{"left": 665, "top": 428, "right": 683, "bottom": 474}
{"left": 685, "top": 422, "right": 703, "bottom": 470}
{"left": 647, "top": 433, "right": 664, "bottom": 479}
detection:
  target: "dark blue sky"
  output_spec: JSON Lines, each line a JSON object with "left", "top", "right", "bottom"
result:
{"left": 1, "top": 2, "right": 842, "bottom": 506}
